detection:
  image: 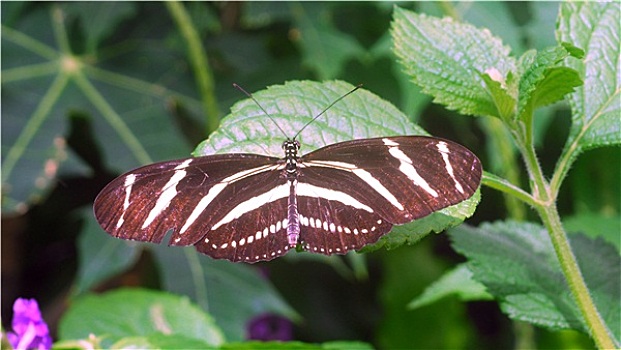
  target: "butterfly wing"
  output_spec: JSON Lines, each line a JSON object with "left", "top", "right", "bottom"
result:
{"left": 296, "top": 136, "right": 481, "bottom": 254}
{"left": 94, "top": 154, "right": 293, "bottom": 262}
{"left": 94, "top": 135, "right": 482, "bottom": 262}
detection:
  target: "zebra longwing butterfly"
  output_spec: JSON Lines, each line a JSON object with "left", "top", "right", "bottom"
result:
{"left": 94, "top": 84, "right": 482, "bottom": 263}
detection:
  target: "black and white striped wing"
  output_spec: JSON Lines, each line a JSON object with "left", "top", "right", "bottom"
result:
{"left": 94, "top": 154, "right": 293, "bottom": 262}
{"left": 295, "top": 136, "right": 482, "bottom": 253}
{"left": 94, "top": 135, "right": 482, "bottom": 263}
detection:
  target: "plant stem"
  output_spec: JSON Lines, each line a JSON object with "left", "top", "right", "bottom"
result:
{"left": 481, "top": 172, "right": 538, "bottom": 208}
{"left": 517, "top": 127, "right": 616, "bottom": 349}
{"left": 536, "top": 204, "right": 616, "bottom": 349}
{"left": 166, "top": 1, "right": 220, "bottom": 135}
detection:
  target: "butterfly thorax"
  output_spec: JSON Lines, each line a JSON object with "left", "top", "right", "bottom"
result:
{"left": 282, "top": 139, "right": 300, "bottom": 179}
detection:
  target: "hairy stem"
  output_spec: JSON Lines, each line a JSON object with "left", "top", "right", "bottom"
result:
{"left": 536, "top": 204, "right": 616, "bottom": 349}
{"left": 517, "top": 126, "right": 616, "bottom": 349}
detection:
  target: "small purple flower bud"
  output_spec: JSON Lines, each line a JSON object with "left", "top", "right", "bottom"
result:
{"left": 246, "top": 313, "right": 293, "bottom": 341}
{"left": 7, "top": 298, "right": 52, "bottom": 350}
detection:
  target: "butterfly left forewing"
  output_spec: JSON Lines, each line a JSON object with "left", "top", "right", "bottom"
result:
{"left": 94, "top": 154, "right": 283, "bottom": 247}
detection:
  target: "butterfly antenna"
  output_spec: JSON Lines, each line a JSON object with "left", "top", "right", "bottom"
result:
{"left": 233, "top": 83, "right": 289, "bottom": 139}
{"left": 293, "top": 83, "right": 363, "bottom": 140}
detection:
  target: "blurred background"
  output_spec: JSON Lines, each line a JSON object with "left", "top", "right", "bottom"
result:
{"left": 2, "top": 2, "right": 615, "bottom": 348}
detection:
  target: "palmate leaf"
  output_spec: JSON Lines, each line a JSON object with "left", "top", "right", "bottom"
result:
{"left": 556, "top": 2, "right": 620, "bottom": 152}
{"left": 1, "top": 3, "right": 202, "bottom": 212}
{"left": 449, "top": 221, "right": 620, "bottom": 343}
{"left": 194, "top": 80, "right": 481, "bottom": 253}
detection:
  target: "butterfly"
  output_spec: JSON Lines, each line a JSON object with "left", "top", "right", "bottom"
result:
{"left": 94, "top": 83, "right": 482, "bottom": 262}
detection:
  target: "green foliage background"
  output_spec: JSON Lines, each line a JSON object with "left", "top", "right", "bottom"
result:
{"left": 2, "top": 2, "right": 619, "bottom": 349}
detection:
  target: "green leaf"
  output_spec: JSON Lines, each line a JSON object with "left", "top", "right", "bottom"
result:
{"left": 220, "top": 340, "right": 373, "bottom": 350}
{"left": 58, "top": 288, "right": 225, "bottom": 347}
{"left": 288, "top": 3, "right": 365, "bottom": 80}
{"left": 557, "top": 2, "right": 621, "bottom": 152}
{"left": 391, "top": 6, "right": 517, "bottom": 118}
{"left": 364, "top": 189, "right": 480, "bottom": 253}
{"left": 74, "top": 209, "right": 142, "bottom": 295}
{"left": 516, "top": 45, "right": 583, "bottom": 121}
{"left": 563, "top": 213, "right": 621, "bottom": 253}
{"left": 408, "top": 263, "right": 493, "bottom": 309}
{"left": 194, "top": 80, "right": 427, "bottom": 157}
{"left": 152, "top": 246, "right": 298, "bottom": 341}
{"left": 449, "top": 221, "right": 620, "bottom": 343}
{"left": 111, "top": 333, "right": 217, "bottom": 350}
{"left": 1, "top": 4, "right": 203, "bottom": 212}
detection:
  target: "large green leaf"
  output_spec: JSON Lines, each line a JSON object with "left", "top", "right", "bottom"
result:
{"left": 58, "top": 288, "right": 225, "bottom": 347}
{"left": 1, "top": 3, "right": 204, "bottom": 212}
{"left": 194, "top": 80, "right": 426, "bottom": 156}
{"left": 391, "top": 6, "right": 516, "bottom": 118}
{"left": 556, "top": 2, "right": 620, "bottom": 152}
{"left": 449, "top": 221, "right": 620, "bottom": 344}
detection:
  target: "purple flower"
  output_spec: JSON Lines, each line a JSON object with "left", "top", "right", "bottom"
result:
{"left": 6, "top": 298, "right": 52, "bottom": 350}
{"left": 246, "top": 313, "right": 293, "bottom": 341}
